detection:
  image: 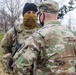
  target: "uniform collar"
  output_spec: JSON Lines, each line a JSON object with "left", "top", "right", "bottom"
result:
{"left": 45, "top": 20, "right": 60, "bottom": 25}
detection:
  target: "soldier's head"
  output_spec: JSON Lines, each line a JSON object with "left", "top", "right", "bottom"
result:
{"left": 39, "top": 0, "right": 59, "bottom": 26}
{"left": 23, "top": 3, "right": 38, "bottom": 29}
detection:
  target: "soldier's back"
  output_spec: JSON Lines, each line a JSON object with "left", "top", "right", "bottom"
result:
{"left": 33, "top": 24, "right": 76, "bottom": 75}
{"left": 12, "top": 24, "right": 76, "bottom": 75}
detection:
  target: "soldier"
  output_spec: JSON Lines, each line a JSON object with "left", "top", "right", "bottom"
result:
{"left": 0, "top": 3, "right": 41, "bottom": 75}
{"left": 12, "top": 0, "right": 76, "bottom": 75}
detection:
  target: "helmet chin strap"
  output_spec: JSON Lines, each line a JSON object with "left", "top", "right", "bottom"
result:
{"left": 39, "top": 12, "right": 45, "bottom": 26}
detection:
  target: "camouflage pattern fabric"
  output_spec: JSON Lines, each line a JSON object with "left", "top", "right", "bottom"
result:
{"left": 39, "top": 0, "right": 59, "bottom": 13}
{"left": 0, "top": 23, "right": 41, "bottom": 74}
{"left": 12, "top": 22, "right": 76, "bottom": 75}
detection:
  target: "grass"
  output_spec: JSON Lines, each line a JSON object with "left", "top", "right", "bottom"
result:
{"left": 0, "top": 33, "right": 4, "bottom": 75}
{"left": 0, "top": 33, "right": 4, "bottom": 56}
{"left": 0, "top": 33, "right": 4, "bottom": 43}
{"left": 0, "top": 32, "right": 4, "bottom": 58}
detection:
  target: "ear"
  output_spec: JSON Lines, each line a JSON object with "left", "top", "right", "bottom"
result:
{"left": 39, "top": 12, "right": 45, "bottom": 26}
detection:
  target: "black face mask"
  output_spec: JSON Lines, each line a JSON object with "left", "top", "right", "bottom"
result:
{"left": 39, "top": 12, "right": 45, "bottom": 27}
{"left": 40, "top": 21, "right": 44, "bottom": 26}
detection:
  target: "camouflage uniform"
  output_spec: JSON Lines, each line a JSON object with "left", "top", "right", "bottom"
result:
{"left": 0, "top": 23, "right": 41, "bottom": 74}
{"left": 12, "top": 22, "right": 76, "bottom": 75}
{"left": 12, "top": 0, "right": 76, "bottom": 75}
{"left": 11, "top": 0, "right": 76, "bottom": 75}
{"left": 1, "top": 1, "right": 76, "bottom": 75}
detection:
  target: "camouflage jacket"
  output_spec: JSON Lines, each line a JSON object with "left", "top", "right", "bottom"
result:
{"left": 12, "top": 21, "right": 76, "bottom": 75}
{"left": 0, "top": 23, "right": 41, "bottom": 74}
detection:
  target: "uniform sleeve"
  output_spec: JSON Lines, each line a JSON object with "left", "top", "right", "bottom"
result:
{"left": 12, "top": 43, "right": 39, "bottom": 75}
{"left": 1, "top": 32, "right": 13, "bottom": 54}
{"left": 0, "top": 30, "right": 14, "bottom": 74}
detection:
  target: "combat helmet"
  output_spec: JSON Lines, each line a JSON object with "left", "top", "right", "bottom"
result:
{"left": 39, "top": 0, "right": 59, "bottom": 13}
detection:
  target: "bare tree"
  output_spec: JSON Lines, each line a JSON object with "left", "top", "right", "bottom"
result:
{"left": 0, "top": 0, "right": 25, "bottom": 30}
{"left": 0, "top": 8, "right": 8, "bottom": 32}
